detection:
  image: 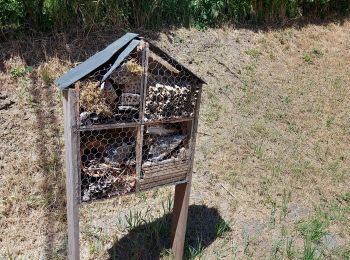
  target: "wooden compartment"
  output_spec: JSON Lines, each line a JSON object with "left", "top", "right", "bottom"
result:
{"left": 138, "top": 121, "right": 193, "bottom": 190}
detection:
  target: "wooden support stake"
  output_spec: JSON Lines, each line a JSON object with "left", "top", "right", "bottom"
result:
{"left": 171, "top": 182, "right": 191, "bottom": 260}
{"left": 63, "top": 89, "right": 80, "bottom": 260}
{"left": 171, "top": 83, "right": 203, "bottom": 259}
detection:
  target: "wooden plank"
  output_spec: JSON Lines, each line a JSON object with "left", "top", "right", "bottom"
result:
{"left": 78, "top": 122, "right": 140, "bottom": 131}
{"left": 63, "top": 89, "right": 80, "bottom": 260}
{"left": 142, "top": 170, "right": 187, "bottom": 183}
{"left": 142, "top": 158, "right": 189, "bottom": 169}
{"left": 139, "top": 175, "right": 186, "bottom": 190}
{"left": 143, "top": 164, "right": 189, "bottom": 176}
{"left": 143, "top": 117, "right": 194, "bottom": 125}
{"left": 143, "top": 161, "right": 188, "bottom": 171}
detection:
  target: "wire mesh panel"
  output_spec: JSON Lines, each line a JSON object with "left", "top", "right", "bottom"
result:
{"left": 139, "top": 122, "right": 192, "bottom": 190}
{"left": 80, "top": 127, "right": 138, "bottom": 202}
{"left": 144, "top": 49, "right": 200, "bottom": 122}
{"left": 78, "top": 48, "right": 143, "bottom": 127}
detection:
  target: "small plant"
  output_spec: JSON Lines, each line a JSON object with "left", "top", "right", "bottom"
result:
{"left": 215, "top": 219, "right": 230, "bottom": 237}
{"left": 245, "top": 48, "right": 261, "bottom": 58}
{"left": 303, "top": 239, "right": 318, "bottom": 260}
{"left": 311, "top": 48, "right": 323, "bottom": 57}
{"left": 282, "top": 95, "right": 291, "bottom": 104}
{"left": 303, "top": 48, "right": 323, "bottom": 64}
{"left": 280, "top": 189, "right": 292, "bottom": 221}
{"left": 333, "top": 77, "right": 344, "bottom": 89}
{"left": 10, "top": 65, "right": 33, "bottom": 79}
{"left": 161, "top": 194, "right": 173, "bottom": 214}
{"left": 270, "top": 200, "right": 277, "bottom": 226}
{"left": 41, "top": 67, "right": 53, "bottom": 86}
{"left": 299, "top": 216, "right": 327, "bottom": 243}
{"left": 270, "top": 239, "right": 283, "bottom": 259}
{"left": 185, "top": 238, "right": 204, "bottom": 260}
{"left": 138, "top": 192, "right": 147, "bottom": 201}
{"left": 286, "top": 238, "right": 295, "bottom": 259}
{"left": 125, "top": 210, "right": 146, "bottom": 230}
{"left": 303, "top": 53, "right": 313, "bottom": 64}
{"left": 254, "top": 143, "right": 264, "bottom": 159}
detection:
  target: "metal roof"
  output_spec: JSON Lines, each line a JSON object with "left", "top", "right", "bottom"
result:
{"left": 54, "top": 32, "right": 205, "bottom": 90}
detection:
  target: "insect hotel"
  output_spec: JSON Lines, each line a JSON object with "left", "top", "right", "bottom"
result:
{"left": 55, "top": 33, "right": 204, "bottom": 259}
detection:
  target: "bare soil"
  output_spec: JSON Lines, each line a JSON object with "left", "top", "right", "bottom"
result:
{"left": 1, "top": 19, "right": 350, "bottom": 259}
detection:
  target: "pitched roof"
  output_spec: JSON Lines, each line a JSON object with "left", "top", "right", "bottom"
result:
{"left": 54, "top": 32, "right": 205, "bottom": 90}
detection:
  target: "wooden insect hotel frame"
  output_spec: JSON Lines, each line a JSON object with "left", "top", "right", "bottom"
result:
{"left": 55, "top": 33, "right": 204, "bottom": 259}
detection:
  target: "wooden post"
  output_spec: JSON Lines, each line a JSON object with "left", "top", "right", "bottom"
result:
{"left": 171, "top": 84, "right": 203, "bottom": 259}
{"left": 171, "top": 182, "right": 191, "bottom": 259}
{"left": 63, "top": 89, "right": 80, "bottom": 260}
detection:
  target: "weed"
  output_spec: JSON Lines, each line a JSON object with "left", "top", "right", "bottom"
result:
{"left": 253, "top": 143, "right": 264, "bottom": 159}
{"left": 303, "top": 53, "right": 313, "bottom": 64}
{"left": 288, "top": 122, "right": 299, "bottom": 134}
{"left": 41, "top": 67, "right": 54, "bottom": 86}
{"left": 161, "top": 194, "right": 173, "bottom": 214}
{"left": 303, "top": 239, "right": 318, "bottom": 260}
{"left": 333, "top": 77, "right": 344, "bottom": 89}
{"left": 270, "top": 200, "right": 277, "bottom": 226}
{"left": 125, "top": 209, "right": 148, "bottom": 230}
{"left": 244, "top": 63, "right": 256, "bottom": 72}
{"left": 10, "top": 65, "right": 33, "bottom": 79}
{"left": 160, "top": 249, "right": 175, "bottom": 259}
{"left": 299, "top": 216, "right": 327, "bottom": 243}
{"left": 138, "top": 192, "right": 147, "bottom": 201}
{"left": 286, "top": 238, "right": 295, "bottom": 259}
{"left": 280, "top": 189, "right": 292, "bottom": 221}
{"left": 185, "top": 237, "right": 204, "bottom": 260}
{"left": 311, "top": 48, "right": 323, "bottom": 57}
{"left": 326, "top": 116, "right": 335, "bottom": 128}
{"left": 282, "top": 95, "right": 291, "bottom": 104}
{"left": 88, "top": 240, "right": 103, "bottom": 255}
{"left": 215, "top": 219, "right": 230, "bottom": 237}
{"left": 245, "top": 48, "right": 261, "bottom": 58}
{"left": 270, "top": 238, "right": 283, "bottom": 259}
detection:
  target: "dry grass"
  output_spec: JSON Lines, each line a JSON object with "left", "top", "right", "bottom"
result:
{"left": 1, "top": 20, "right": 350, "bottom": 259}
{"left": 79, "top": 81, "right": 112, "bottom": 116}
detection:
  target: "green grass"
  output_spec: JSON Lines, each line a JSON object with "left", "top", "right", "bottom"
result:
{"left": 185, "top": 238, "right": 204, "bottom": 260}
{"left": 303, "top": 53, "right": 313, "bottom": 64}
{"left": 215, "top": 219, "right": 231, "bottom": 237}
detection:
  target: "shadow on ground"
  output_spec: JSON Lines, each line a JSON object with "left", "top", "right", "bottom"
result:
{"left": 108, "top": 204, "right": 225, "bottom": 259}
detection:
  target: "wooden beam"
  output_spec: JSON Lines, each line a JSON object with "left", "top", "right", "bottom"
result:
{"left": 63, "top": 89, "right": 80, "bottom": 260}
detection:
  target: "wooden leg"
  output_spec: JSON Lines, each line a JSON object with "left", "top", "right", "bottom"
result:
{"left": 66, "top": 183, "right": 80, "bottom": 260}
{"left": 171, "top": 182, "right": 191, "bottom": 260}
{"left": 64, "top": 89, "right": 80, "bottom": 260}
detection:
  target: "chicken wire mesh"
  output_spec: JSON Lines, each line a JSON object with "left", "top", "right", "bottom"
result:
{"left": 78, "top": 48, "right": 143, "bottom": 127}
{"left": 144, "top": 48, "right": 200, "bottom": 122}
{"left": 80, "top": 127, "right": 137, "bottom": 202}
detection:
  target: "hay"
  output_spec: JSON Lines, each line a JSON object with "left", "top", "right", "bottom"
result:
{"left": 78, "top": 80, "right": 112, "bottom": 116}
